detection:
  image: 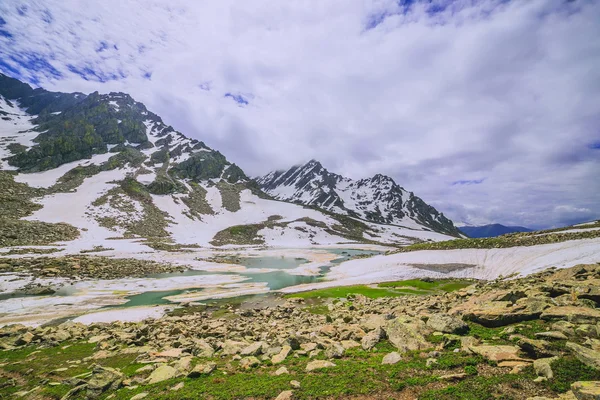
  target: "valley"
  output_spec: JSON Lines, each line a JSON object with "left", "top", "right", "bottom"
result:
{"left": 0, "top": 74, "right": 599, "bottom": 400}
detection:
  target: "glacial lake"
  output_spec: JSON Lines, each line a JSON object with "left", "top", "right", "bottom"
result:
{"left": 110, "top": 248, "right": 381, "bottom": 308}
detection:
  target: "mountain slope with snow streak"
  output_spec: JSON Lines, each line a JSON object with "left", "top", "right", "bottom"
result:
{"left": 0, "top": 74, "right": 459, "bottom": 251}
{"left": 257, "top": 160, "right": 461, "bottom": 237}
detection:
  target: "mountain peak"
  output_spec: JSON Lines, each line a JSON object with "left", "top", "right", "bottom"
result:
{"left": 257, "top": 163, "right": 461, "bottom": 236}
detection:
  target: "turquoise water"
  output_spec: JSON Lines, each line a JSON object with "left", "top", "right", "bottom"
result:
{"left": 113, "top": 249, "right": 382, "bottom": 307}
{"left": 2, "top": 249, "right": 383, "bottom": 308}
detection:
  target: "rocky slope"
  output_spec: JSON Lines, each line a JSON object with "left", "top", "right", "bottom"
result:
{"left": 1, "top": 263, "right": 599, "bottom": 399}
{"left": 257, "top": 160, "right": 461, "bottom": 237}
{"left": 0, "top": 74, "right": 459, "bottom": 251}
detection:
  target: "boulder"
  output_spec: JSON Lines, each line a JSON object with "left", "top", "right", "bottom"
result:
{"left": 306, "top": 360, "right": 336, "bottom": 372}
{"left": 361, "top": 327, "right": 385, "bottom": 350}
{"left": 188, "top": 362, "right": 216, "bottom": 378}
{"left": 240, "top": 356, "right": 261, "bottom": 370}
{"left": 533, "top": 357, "right": 558, "bottom": 379}
{"left": 272, "top": 345, "right": 292, "bottom": 364}
{"left": 384, "top": 317, "right": 431, "bottom": 353}
{"left": 566, "top": 342, "right": 600, "bottom": 369}
{"left": 469, "top": 345, "right": 525, "bottom": 362}
{"left": 426, "top": 314, "right": 469, "bottom": 334}
{"left": 382, "top": 352, "right": 402, "bottom": 365}
{"left": 221, "top": 340, "right": 247, "bottom": 356}
{"left": 518, "top": 338, "right": 553, "bottom": 358}
{"left": 535, "top": 331, "right": 569, "bottom": 340}
{"left": 147, "top": 365, "right": 178, "bottom": 384}
{"left": 192, "top": 340, "right": 215, "bottom": 358}
{"left": 541, "top": 307, "right": 600, "bottom": 324}
{"left": 171, "top": 356, "right": 193, "bottom": 374}
{"left": 275, "top": 390, "right": 295, "bottom": 400}
{"left": 240, "top": 342, "right": 264, "bottom": 356}
{"left": 571, "top": 381, "right": 600, "bottom": 399}
{"left": 275, "top": 367, "right": 289, "bottom": 376}
{"left": 325, "top": 343, "right": 345, "bottom": 359}
{"left": 87, "top": 365, "right": 124, "bottom": 398}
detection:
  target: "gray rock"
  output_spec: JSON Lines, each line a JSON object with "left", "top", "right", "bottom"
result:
{"left": 146, "top": 365, "right": 177, "bottom": 384}
{"left": 188, "top": 362, "right": 216, "bottom": 378}
{"left": 566, "top": 342, "right": 600, "bottom": 369}
{"left": 87, "top": 365, "right": 124, "bottom": 398}
{"left": 571, "top": 381, "right": 600, "bottom": 399}
{"left": 382, "top": 352, "right": 402, "bottom": 365}
{"left": 361, "top": 327, "right": 384, "bottom": 351}
{"left": 272, "top": 345, "right": 292, "bottom": 364}
{"left": 325, "top": 343, "right": 345, "bottom": 359}
{"left": 533, "top": 357, "right": 557, "bottom": 379}
{"left": 384, "top": 317, "right": 431, "bottom": 353}
{"left": 426, "top": 314, "right": 469, "bottom": 334}
{"left": 306, "top": 360, "right": 336, "bottom": 372}
{"left": 275, "top": 390, "right": 294, "bottom": 400}
{"left": 239, "top": 356, "right": 261, "bottom": 370}
{"left": 240, "top": 341, "right": 264, "bottom": 356}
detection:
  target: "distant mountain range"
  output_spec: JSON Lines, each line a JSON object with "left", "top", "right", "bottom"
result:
{"left": 459, "top": 224, "right": 532, "bottom": 238}
{"left": 0, "top": 73, "right": 461, "bottom": 250}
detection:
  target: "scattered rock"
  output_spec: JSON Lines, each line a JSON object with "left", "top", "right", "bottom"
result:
{"left": 542, "top": 307, "right": 600, "bottom": 324}
{"left": 188, "top": 361, "right": 216, "bottom": 378}
{"left": 533, "top": 357, "right": 558, "bottom": 379}
{"left": 146, "top": 365, "right": 177, "bottom": 384}
{"left": 87, "top": 365, "right": 124, "bottom": 398}
{"left": 426, "top": 314, "right": 469, "bottom": 334}
{"left": 566, "top": 342, "right": 600, "bottom": 369}
{"left": 275, "top": 390, "right": 294, "bottom": 400}
{"left": 571, "top": 381, "right": 600, "bottom": 399}
{"left": 361, "top": 327, "right": 385, "bottom": 350}
{"left": 382, "top": 352, "right": 402, "bottom": 365}
{"left": 384, "top": 317, "right": 431, "bottom": 353}
{"left": 306, "top": 360, "right": 336, "bottom": 372}
{"left": 439, "top": 373, "right": 467, "bottom": 381}
{"left": 239, "top": 356, "right": 261, "bottom": 370}
{"left": 469, "top": 345, "right": 524, "bottom": 362}
{"left": 272, "top": 345, "right": 292, "bottom": 364}
{"left": 240, "top": 341, "right": 264, "bottom": 356}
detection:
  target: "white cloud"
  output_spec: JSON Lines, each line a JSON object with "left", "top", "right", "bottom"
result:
{"left": 1, "top": 0, "right": 599, "bottom": 228}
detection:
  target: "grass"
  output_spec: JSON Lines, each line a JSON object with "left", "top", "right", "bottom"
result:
{"left": 287, "top": 279, "right": 474, "bottom": 300}
{"left": 393, "top": 227, "right": 600, "bottom": 253}
{"left": 419, "top": 370, "right": 537, "bottom": 400}
{"left": 0, "top": 336, "right": 562, "bottom": 400}
{"left": 378, "top": 279, "right": 473, "bottom": 293}
{"left": 545, "top": 357, "right": 600, "bottom": 393}
{"left": 285, "top": 285, "right": 406, "bottom": 299}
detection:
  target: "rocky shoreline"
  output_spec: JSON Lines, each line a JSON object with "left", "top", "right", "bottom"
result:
{"left": 0, "top": 256, "right": 186, "bottom": 280}
{"left": 1, "top": 263, "right": 599, "bottom": 399}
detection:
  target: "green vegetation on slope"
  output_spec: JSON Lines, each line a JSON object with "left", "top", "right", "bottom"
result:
{"left": 394, "top": 227, "right": 600, "bottom": 253}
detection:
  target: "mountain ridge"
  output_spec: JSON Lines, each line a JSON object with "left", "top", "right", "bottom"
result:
{"left": 0, "top": 73, "right": 458, "bottom": 250}
{"left": 256, "top": 159, "right": 461, "bottom": 237}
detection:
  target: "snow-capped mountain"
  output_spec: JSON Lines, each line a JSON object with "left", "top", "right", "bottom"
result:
{"left": 256, "top": 160, "right": 461, "bottom": 237}
{"left": 0, "top": 74, "right": 458, "bottom": 252}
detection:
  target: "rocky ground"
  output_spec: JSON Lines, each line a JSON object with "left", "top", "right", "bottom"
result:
{"left": 0, "top": 256, "right": 186, "bottom": 281}
{"left": 1, "top": 263, "right": 600, "bottom": 399}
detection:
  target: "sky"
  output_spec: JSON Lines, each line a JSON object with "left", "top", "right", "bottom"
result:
{"left": 0, "top": 0, "right": 599, "bottom": 229}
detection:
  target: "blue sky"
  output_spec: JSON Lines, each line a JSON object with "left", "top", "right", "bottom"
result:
{"left": 0, "top": 0, "right": 599, "bottom": 228}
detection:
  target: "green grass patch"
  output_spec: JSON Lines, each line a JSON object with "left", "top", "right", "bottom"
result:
{"left": 545, "top": 357, "right": 600, "bottom": 393}
{"left": 285, "top": 285, "right": 405, "bottom": 299}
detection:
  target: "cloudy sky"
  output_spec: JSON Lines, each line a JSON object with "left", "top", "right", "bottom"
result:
{"left": 1, "top": 0, "right": 599, "bottom": 229}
